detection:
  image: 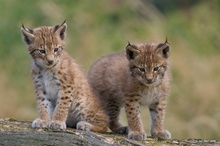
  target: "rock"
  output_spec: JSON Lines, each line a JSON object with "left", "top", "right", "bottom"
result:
{"left": 0, "top": 118, "right": 219, "bottom": 146}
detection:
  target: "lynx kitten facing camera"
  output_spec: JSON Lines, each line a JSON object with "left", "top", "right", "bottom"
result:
{"left": 21, "top": 21, "right": 107, "bottom": 132}
{"left": 88, "top": 40, "right": 171, "bottom": 140}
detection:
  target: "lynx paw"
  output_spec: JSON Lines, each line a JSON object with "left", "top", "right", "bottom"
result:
{"left": 113, "top": 126, "right": 129, "bottom": 134}
{"left": 128, "top": 131, "right": 146, "bottom": 141}
{"left": 32, "top": 118, "right": 49, "bottom": 128}
{"left": 76, "top": 121, "right": 92, "bottom": 131}
{"left": 151, "top": 130, "right": 171, "bottom": 139}
{"left": 50, "top": 120, "right": 66, "bottom": 130}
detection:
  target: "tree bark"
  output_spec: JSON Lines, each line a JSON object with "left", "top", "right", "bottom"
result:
{"left": 0, "top": 118, "right": 218, "bottom": 146}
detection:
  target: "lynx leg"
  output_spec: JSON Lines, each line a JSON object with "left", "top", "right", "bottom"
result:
{"left": 50, "top": 89, "right": 73, "bottom": 130}
{"left": 149, "top": 100, "right": 171, "bottom": 139}
{"left": 107, "top": 103, "right": 128, "bottom": 134}
{"left": 125, "top": 100, "right": 146, "bottom": 140}
{"left": 32, "top": 78, "right": 51, "bottom": 128}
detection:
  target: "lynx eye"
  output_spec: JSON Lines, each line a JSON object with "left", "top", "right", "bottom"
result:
{"left": 54, "top": 48, "right": 59, "bottom": 52}
{"left": 138, "top": 67, "right": 146, "bottom": 73}
{"left": 153, "top": 67, "right": 160, "bottom": 72}
{"left": 39, "top": 50, "right": 46, "bottom": 54}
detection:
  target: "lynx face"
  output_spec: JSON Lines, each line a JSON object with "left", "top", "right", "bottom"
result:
{"left": 21, "top": 22, "right": 66, "bottom": 68}
{"left": 126, "top": 42, "right": 170, "bottom": 86}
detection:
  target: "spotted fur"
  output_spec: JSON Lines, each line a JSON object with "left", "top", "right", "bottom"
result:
{"left": 88, "top": 41, "right": 171, "bottom": 140}
{"left": 21, "top": 21, "right": 108, "bottom": 132}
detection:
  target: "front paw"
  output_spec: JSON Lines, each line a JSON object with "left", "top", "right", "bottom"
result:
{"left": 113, "top": 126, "right": 129, "bottom": 134}
{"left": 128, "top": 131, "right": 146, "bottom": 141}
{"left": 151, "top": 130, "right": 171, "bottom": 139}
{"left": 50, "top": 120, "right": 66, "bottom": 130}
{"left": 32, "top": 118, "right": 49, "bottom": 128}
{"left": 76, "top": 121, "right": 92, "bottom": 131}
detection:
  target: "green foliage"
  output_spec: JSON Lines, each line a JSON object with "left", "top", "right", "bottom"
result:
{"left": 0, "top": 0, "right": 219, "bottom": 140}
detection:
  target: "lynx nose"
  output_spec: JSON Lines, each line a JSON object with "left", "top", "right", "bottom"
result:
{"left": 146, "top": 79, "right": 153, "bottom": 84}
{"left": 47, "top": 60, "right": 54, "bottom": 64}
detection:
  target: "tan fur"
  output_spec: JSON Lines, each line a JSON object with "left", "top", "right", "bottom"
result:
{"left": 21, "top": 21, "right": 107, "bottom": 132}
{"left": 88, "top": 41, "right": 171, "bottom": 140}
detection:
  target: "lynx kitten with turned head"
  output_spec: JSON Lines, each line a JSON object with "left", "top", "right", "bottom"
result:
{"left": 88, "top": 40, "right": 171, "bottom": 140}
{"left": 21, "top": 21, "right": 107, "bottom": 132}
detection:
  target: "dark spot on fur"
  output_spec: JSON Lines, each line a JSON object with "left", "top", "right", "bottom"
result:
{"left": 130, "top": 107, "right": 134, "bottom": 110}
{"left": 129, "top": 99, "right": 134, "bottom": 102}
{"left": 126, "top": 104, "right": 130, "bottom": 107}
{"left": 41, "top": 98, "right": 45, "bottom": 101}
{"left": 62, "top": 85, "right": 66, "bottom": 89}
{"left": 75, "top": 102, "right": 80, "bottom": 107}
{"left": 53, "top": 76, "right": 58, "bottom": 80}
{"left": 43, "top": 90, "right": 46, "bottom": 95}
{"left": 38, "top": 75, "right": 43, "bottom": 79}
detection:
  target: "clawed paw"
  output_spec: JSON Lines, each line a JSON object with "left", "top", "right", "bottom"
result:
{"left": 128, "top": 131, "right": 146, "bottom": 141}
{"left": 50, "top": 120, "right": 66, "bottom": 130}
{"left": 151, "top": 130, "right": 171, "bottom": 139}
{"left": 76, "top": 121, "right": 92, "bottom": 131}
{"left": 32, "top": 118, "right": 49, "bottom": 128}
{"left": 113, "top": 126, "right": 129, "bottom": 134}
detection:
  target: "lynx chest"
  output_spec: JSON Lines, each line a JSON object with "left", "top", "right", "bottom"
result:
{"left": 42, "top": 70, "right": 60, "bottom": 102}
{"left": 138, "top": 87, "right": 161, "bottom": 106}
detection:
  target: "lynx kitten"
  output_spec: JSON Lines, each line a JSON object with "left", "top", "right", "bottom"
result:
{"left": 88, "top": 40, "right": 171, "bottom": 140}
{"left": 21, "top": 21, "right": 107, "bottom": 132}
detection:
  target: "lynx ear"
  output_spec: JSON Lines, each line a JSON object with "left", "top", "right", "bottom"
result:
{"left": 21, "top": 24, "right": 35, "bottom": 45}
{"left": 156, "top": 38, "right": 170, "bottom": 58}
{"left": 54, "top": 20, "right": 67, "bottom": 40}
{"left": 126, "top": 42, "right": 140, "bottom": 60}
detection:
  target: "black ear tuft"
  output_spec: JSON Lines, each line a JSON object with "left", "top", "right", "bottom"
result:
{"left": 126, "top": 42, "right": 140, "bottom": 60}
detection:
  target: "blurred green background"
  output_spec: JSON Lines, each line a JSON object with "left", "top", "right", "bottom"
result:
{"left": 0, "top": 0, "right": 219, "bottom": 140}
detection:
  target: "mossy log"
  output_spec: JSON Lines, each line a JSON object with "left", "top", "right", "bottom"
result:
{"left": 0, "top": 118, "right": 218, "bottom": 146}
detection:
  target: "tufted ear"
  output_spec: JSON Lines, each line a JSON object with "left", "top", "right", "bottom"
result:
{"left": 21, "top": 24, "right": 35, "bottom": 45}
{"left": 54, "top": 20, "right": 67, "bottom": 40}
{"left": 156, "top": 38, "right": 170, "bottom": 58}
{"left": 126, "top": 42, "right": 140, "bottom": 60}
